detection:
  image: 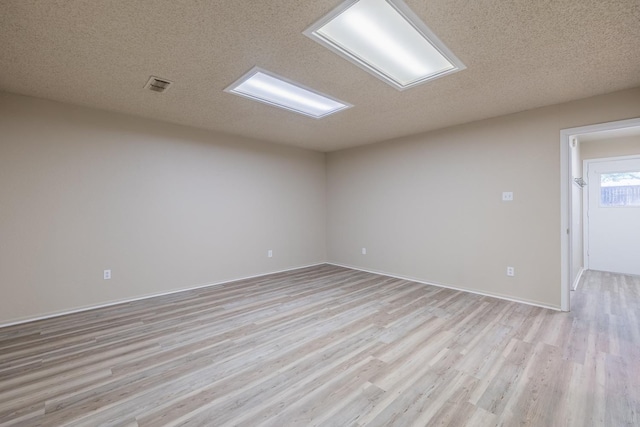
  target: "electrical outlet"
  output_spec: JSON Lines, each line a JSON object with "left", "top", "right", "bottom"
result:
{"left": 362, "top": 247, "right": 367, "bottom": 255}
{"left": 506, "top": 266, "right": 515, "bottom": 277}
{"left": 268, "top": 250, "right": 273, "bottom": 258}
{"left": 103, "top": 269, "right": 111, "bottom": 280}
{"left": 502, "top": 192, "right": 514, "bottom": 201}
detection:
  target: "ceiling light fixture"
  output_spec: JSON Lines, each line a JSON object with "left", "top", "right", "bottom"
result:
{"left": 304, "top": 0, "right": 465, "bottom": 90}
{"left": 224, "top": 67, "right": 351, "bottom": 119}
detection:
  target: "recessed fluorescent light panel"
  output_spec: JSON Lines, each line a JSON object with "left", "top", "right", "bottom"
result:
{"left": 224, "top": 67, "right": 351, "bottom": 119}
{"left": 304, "top": 0, "right": 466, "bottom": 90}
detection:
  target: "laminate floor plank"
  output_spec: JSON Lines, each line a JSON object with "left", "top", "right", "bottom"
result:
{"left": 0, "top": 266, "right": 638, "bottom": 426}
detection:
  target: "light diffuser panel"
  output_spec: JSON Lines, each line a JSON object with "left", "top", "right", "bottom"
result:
{"left": 305, "top": 0, "right": 465, "bottom": 90}
{"left": 225, "top": 68, "right": 351, "bottom": 119}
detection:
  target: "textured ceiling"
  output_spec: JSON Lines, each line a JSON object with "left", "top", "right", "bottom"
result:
{"left": 1, "top": 0, "right": 639, "bottom": 152}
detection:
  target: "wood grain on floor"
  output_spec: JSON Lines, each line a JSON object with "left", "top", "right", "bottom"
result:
{"left": 0, "top": 265, "right": 638, "bottom": 426}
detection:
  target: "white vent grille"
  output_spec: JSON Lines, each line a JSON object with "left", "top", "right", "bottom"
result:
{"left": 144, "top": 76, "right": 173, "bottom": 93}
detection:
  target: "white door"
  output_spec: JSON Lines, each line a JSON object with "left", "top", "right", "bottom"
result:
{"left": 586, "top": 157, "right": 640, "bottom": 276}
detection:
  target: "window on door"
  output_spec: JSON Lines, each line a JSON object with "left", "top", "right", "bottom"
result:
{"left": 600, "top": 171, "right": 640, "bottom": 207}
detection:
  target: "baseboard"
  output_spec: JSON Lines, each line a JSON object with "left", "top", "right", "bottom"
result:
{"left": 571, "top": 268, "right": 585, "bottom": 291}
{"left": 2, "top": 261, "right": 561, "bottom": 328}
{"left": 0, "top": 262, "right": 326, "bottom": 329}
{"left": 328, "top": 262, "right": 561, "bottom": 311}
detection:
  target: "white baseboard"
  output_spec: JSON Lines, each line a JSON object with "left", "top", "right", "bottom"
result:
{"left": 0, "top": 262, "right": 326, "bottom": 329}
{"left": 571, "top": 268, "right": 585, "bottom": 291}
{"left": 2, "top": 261, "right": 562, "bottom": 328}
{"left": 328, "top": 262, "right": 561, "bottom": 311}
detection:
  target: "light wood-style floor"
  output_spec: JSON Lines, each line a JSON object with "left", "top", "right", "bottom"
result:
{"left": 1, "top": 265, "right": 638, "bottom": 426}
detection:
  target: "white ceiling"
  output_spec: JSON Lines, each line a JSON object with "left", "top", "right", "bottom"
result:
{"left": 1, "top": 0, "right": 639, "bottom": 152}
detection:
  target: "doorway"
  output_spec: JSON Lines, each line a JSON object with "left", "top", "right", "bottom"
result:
{"left": 560, "top": 118, "right": 640, "bottom": 311}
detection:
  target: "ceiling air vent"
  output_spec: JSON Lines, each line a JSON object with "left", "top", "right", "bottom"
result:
{"left": 144, "top": 76, "right": 173, "bottom": 93}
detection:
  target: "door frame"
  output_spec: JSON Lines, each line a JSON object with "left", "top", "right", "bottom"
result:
{"left": 583, "top": 155, "right": 640, "bottom": 272}
{"left": 560, "top": 117, "right": 640, "bottom": 311}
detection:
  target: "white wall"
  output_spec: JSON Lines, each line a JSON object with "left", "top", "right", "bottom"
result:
{"left": 570, "top": 138, "right": 584, "bottom": 287}
{"left": 0, "top": 92, "right": 327, "bottom": 324}
{"left": 326, "top": 88, "right": 640, "bottom": 309}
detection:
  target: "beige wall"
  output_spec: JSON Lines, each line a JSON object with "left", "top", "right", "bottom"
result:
{"left": 580, "top": 134, "right": 640, "bottom": 160}
{"left": 326, "top": 88, "right": 640, "bottom": 309}
{"left": 2, "top": 88, "right": 640, "bottom": 323}
{"left": 0, "top": 92, "right": 327, "bottom": 324}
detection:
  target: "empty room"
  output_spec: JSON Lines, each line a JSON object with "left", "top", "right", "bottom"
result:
{"left": 1, "top": 1, "right": 639, "bottom": 426}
